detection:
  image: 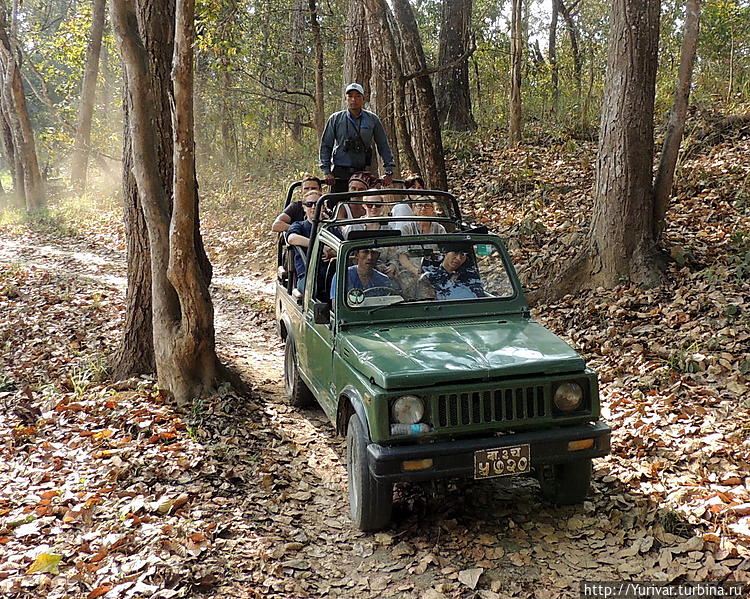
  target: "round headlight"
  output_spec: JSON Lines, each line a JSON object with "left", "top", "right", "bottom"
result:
{"left": 554, "top": 382, "right": 584, "bottom": 411}
{"left": 392, "top": 396, "right": 424, "bottom": 424}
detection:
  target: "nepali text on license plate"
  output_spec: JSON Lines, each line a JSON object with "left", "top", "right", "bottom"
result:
{"left": 474, "top": 444, "right": 531, "bottom": 479}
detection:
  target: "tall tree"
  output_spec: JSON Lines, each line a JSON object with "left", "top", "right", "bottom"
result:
{"left": 549, "top": 0, "right": 559, "bottom": 114}
{"left": 391, "top": 0, "right": 447, "bottom": 189}
{"left": 308, "top": 0, "right": 325, "bottom": 137}
{"left": 509, "top": 0, "right": 523, "bottom": 145}
{"left": 544, "top": 0, "right": 662, "bottom": 297}
{"left": 111, "top": 0, "right": 222, "bottom": 403}
{"left": 558, "top": 0, "right": 582, "bottom": 99}
{"left": 653, "top": 0, "right": 701, "bottom": 241}
{"left": 0, "top": 2, "right": 44, "bottom": 210}
{"left": 435, "top": 0, "right": 476, "bottom": 131}
{"left": 70, "top": 0, "right": 107, "bottom": 191}
{"left": 362, "top": 0, "right": 419, "bottom": 175}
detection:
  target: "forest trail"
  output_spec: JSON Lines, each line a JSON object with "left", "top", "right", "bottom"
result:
{"left": 1, "top": 216, "right": 747, "bottom": 599}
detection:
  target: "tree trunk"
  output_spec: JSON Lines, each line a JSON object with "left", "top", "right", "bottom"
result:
{"left": 558, "top": 0, "right": 581, "bottom": 100}
{"left": 362, "top": 0, "right": 420, "bottom": 175}
{"left": 110, "top": 0, "right": 174, "bottom": 379}
{"left": 111, "top": 0, "right": 222, "bottom": 404}
{"left": 551, "top": 0, "right": 662, "bottom": 296}
{"left": 0, "top": 8, "right": 44, "bottom": 210}
{"left": 309, "top": 0, "right": 325, "bottom": 138}
{"left": 110, "top": 90, "right": 155, "bottom": 379}
{"left": 509, "top": 0, "right": 523, "bottom": 146}
{"left": 70, "top": 0, "right": 106, "bottom": 191}
{"left": 435, "top": 0, "right": 476, "bottom": 132}
{"left": 343, "top": 0, "right": 371, "bottom": 97}
{"left": 391, "top": 0, "right": 446, "bottom": 189}
{"left": 653, "top": 0, "right": 700, "bottom": 241}
{"left": 549, "top": 0, "right": 559, "bottom": 114}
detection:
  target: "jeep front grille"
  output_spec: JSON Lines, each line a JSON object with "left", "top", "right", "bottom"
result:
{"left": 436, "top": 386, "right": 546, "bottom": 428}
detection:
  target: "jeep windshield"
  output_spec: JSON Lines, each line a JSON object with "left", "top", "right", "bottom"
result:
{"left": 334, "top": 239, "right": 516, "bottom": 309}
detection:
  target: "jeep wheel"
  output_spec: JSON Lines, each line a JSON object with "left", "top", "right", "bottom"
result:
{"left": 284, "top": 339, "right": 315, "bottom": 407}
{"left": 538, "top": 458, "right": 592, "bottom": 505}
{"left": 347, "top": 414, "right": 393, "bottom": 531}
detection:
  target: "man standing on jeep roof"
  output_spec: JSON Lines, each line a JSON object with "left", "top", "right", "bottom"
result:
{"left": 320, "top": 83, "right": 395, "bottom": 193}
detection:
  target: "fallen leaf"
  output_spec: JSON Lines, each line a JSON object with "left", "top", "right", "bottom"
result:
{"left": 26, "top": 552, "right": 62, "bottom": 574}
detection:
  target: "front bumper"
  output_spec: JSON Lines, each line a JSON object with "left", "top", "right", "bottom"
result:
{"left": 367, "top": 421, "right": 611, "bottom": 482}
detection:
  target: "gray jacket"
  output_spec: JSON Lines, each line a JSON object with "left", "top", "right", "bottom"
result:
{"left": 319, "top": 109, "right": 395, "bottom": 175}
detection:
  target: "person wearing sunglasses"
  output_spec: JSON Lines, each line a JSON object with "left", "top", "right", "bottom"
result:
{"left": 271, "top": 175, "right": 323, "bottom": 233}
{"left": 286, "top": 190, "right": 343, "bottom": 291}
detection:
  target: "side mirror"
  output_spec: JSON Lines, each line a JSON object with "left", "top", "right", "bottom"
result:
{"left": 313, "top": 301, "right": 331, "bottom": 325}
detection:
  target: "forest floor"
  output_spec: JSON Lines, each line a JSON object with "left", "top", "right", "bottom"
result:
{"left": 0, "top": 124, "right": 749, "bottom": 599}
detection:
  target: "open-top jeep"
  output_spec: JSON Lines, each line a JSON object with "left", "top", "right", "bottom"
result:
{"left": 275, "top": 185, "right": 611, "bottom": 531}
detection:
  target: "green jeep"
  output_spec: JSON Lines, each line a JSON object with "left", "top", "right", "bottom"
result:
{"left": 275, "top": 185, "right": 611, "bottom": 531}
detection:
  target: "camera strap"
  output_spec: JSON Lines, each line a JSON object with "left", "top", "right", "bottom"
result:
{"left": 346, "top": 113, "right": 367, "bottom": 146}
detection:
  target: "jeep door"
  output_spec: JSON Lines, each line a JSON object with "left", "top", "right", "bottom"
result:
{"left": 298, "top": 241, "right": 337, "bottom": 417}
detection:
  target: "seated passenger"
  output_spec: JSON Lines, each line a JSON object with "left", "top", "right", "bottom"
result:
{"left": 272, "top": 176, "right": 323, "bottom": 233}
{"left": 332, "top": 173, "right": 371, "bottom": 219}
{"left": 394, "top": 197, "right": 446, "bottom": 236}
{"left": 344, "top": 194, "right": 398, "bottom": 275}
{"left": 331, "top": 248, "right": 400, "bottom": 299}
{"left": 422, "top": 245, "right": 486, "bottom": 300}
{"left": 286, "top": 191, "right": 342, "bottom": 291}
{"left": 391, "top": 173, "right": 423, "bottom": 217}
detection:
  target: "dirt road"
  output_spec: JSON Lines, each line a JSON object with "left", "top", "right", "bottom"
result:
{"left": 0, "top": 227, "right": 746, "bottom": 599}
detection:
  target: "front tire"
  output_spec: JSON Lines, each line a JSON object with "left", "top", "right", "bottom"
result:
{"left": 347, "top": 414, "right": 393, "bottom": 531}
{"left": 284, "top": 339, "right": 315, "bottom": 407}
{"left": 538, "top": 458, "right": 592, "bottom": 505}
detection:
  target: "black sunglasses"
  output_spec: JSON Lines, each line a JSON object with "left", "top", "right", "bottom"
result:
{"left": 303, "top": 201, "right": 317, "bottom": 207}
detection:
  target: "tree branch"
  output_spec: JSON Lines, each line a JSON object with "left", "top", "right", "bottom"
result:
{"left": 401, "top": 36, "right": 476, "bottom": 83}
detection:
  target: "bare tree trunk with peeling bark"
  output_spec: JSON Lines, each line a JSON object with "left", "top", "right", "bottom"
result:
{"left": 111, "top": 0, "right": 223, "bottom": 404}
{"left": 70, "top": 0, "right": 106, "bottom": 192}
{"left": 653, "top": 0, "right": 700, "bottom": 242}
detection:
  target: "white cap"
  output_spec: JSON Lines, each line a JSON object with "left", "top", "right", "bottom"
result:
{"left": 345, "top": 83, "right": 365, "bottom": 95}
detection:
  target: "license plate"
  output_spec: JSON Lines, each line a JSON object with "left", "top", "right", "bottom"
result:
{"left": 474, "top": 444, "right": 531, "bottom": 479}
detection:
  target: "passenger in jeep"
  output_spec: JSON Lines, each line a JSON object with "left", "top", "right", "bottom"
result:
{"left": 331, "top": 248, "right": 400, "bottom": 299}
{"left": 422, "top": 245, "right": 486, "bottom": 300}
{"left": 271, "top": 176, "right": 323, "bottom": 233}
{"left": 286, "top": 190, "right": 342, "bottom": 291}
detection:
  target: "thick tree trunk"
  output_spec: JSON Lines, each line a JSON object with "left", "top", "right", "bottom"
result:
{"left": 110, "top": 94, "right": 155, "bottom": 379}
{"left": 309, "top": 0, "right": 325, "bottom": 138}
{"left": 549, "top": 0, "right": 559, "bottom": 114}
{"left": 653, "top": 0, "right": 700, "bottom": 241}
{"left": 110, "top": 0, "right": 174, "bottom": 379}
{"left": 343, "top": 0, "right": 370, "bottom": 96}
{"left": 509, "top": 0, "right": 523, "bottom": 146}
{"left": 0, "top": 10, "right": 44, "bottom": 210}
{"left": 112, "top": 0, "right": 221, "bottom": 404}
{"left": 70, "top": 0, "right": 106, "bottom": 191}
{"left": 391, "top": 0, "right": 446, "bottom": 189}
{"left": 435, "top": 0, "right": 476, "bottom": 132}
{"left": 551, "top": 0, "right": 662, "bottom": 296}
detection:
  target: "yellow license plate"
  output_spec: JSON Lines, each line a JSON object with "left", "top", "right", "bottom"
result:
{"left": 474, "top": 444, "right": 531, "bottom": 479}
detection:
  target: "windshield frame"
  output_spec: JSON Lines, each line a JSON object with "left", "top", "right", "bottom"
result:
{"left": 332, "top": 233, "right": 527, "bottom": 325}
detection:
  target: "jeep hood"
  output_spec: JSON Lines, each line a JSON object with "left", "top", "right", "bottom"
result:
{"left": 339, "top": 318, "right": 585, "bottom": 389}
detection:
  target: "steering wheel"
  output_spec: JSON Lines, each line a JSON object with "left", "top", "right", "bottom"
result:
{"left": 362, "top": 286, "right": 398, "bottom": 297}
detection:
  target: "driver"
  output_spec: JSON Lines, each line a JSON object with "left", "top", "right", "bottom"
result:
{"left": 331, "top": 248, "right": 400, "bottom": 299}
{"left": 422, "top": 244, "right": 486, "bottom": 300}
